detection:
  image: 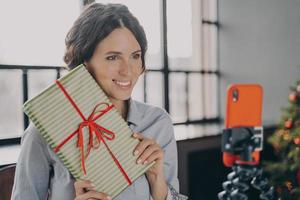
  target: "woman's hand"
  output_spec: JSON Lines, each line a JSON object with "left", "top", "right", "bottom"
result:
{"left": 132, "top": 133, "right": 164, "bottom": 177}
{"left": 74, "top": 180, "right": 111, "bottom": 200}
{"left": 132, "top": 133, "right": 168, "bottom": 200}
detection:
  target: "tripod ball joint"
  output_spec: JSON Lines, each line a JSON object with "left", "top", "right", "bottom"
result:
{"left": 222, "top": 181, "right": 234, "bottom": 191}
{"left": 227, "top": 171, "right": 237, "bottom": 181}
{"left": 218, "top": 189, "right": 248, "bottom": 200}
{"left": 259, "top": 187, "right": 275, "bottom": 200}
{"left": 235, "top": 165, "right": 258, "bottom": 181}
{"left": 232, "top": 178, "right": 250, "bottom": 192}
{"left": 218, "top": 191, "right": 230, "bottom": 200}
{"left": 251, "top": 176, "right": 268, "bottom": 190}
{"left": 231, "top": 189, "right": 248, "bottom": 200}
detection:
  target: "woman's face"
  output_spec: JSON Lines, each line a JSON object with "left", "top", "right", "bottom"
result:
{"left": 85, "top": 27, "right": 143, "bottom": 102}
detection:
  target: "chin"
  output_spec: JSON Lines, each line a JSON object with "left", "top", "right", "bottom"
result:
{"left": 112, "top": 93, "right": 132, "bottom": 101}
{"left": 121, "top": 95, "right": 131, "bottom": 101}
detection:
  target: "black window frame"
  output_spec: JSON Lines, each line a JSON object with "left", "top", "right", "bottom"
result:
{"left": 0, "top": 0, "right": 220, "bottom": 145}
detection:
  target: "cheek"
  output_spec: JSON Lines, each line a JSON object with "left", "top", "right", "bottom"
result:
{"left": 91, "top": 70, "right": 113, "bottom": 87}
{"left": 92, "top": 65, "right": 114, "bottom": 79}
{"left": 132, "top": 62, "right": 143, "bottom": 75}
{"left": 135, "top": 69, "right": 144, "bottom": 78}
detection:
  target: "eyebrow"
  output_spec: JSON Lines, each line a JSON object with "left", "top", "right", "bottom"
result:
{"left": 132, "top": 50, "right": 142, "bottom": 54}
{"left": 105, "top": 50, "right": 142, "bottom": 55}
{"left": 105, "top": 51, "right": 122, "bottom": 55}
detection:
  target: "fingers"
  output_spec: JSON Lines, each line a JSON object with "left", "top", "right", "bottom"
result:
{"left": 74, "top": 190, "right": 111, "bottom": 200}
{"left": 74, "top": 180, "right": 111, "bottom": 200}
{"left": 133, "top": 136, "right": 155, "bottom": 158}
{"left": 74, "top": 180, "right": 95, "bottom": 196}
{"left": 132, "top": 132, "right": 143, "bottom": 141}
{"left": 137, "top": 144, "right": 161, "bottom": 164}
{"left": 132, "top": 132, "right": 163, "bottom": 164}
{"left": 144, "top": 150, "right": 163, "bottom": 164}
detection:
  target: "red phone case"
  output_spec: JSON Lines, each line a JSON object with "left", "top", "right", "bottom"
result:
{"left": 223, "top": 84, "right": 263, "bottom": 167}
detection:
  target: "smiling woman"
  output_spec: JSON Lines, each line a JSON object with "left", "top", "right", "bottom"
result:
{"left": 11, "top": 3, "right": 187, "bottom": 200}
{"left": 84, "top": 28, "right": 144, "bottom": 116}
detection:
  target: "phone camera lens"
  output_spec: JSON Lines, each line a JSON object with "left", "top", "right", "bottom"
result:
{"left": 233, "top": 89, "right": 239, "bottom": 102}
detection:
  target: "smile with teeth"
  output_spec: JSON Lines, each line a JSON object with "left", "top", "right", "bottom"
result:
{"left": 113, "top": 80, "right": 131, "bottom": 88}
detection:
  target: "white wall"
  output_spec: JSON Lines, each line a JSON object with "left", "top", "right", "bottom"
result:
{"left": 219, "top": 0, "right": 300, "bottom": 125}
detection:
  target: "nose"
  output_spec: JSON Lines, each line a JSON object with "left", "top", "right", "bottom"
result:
{"left": 119, "top": 59, "right": 132, "bottom": 76}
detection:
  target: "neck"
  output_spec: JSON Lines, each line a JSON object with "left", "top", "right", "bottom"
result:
{"left": 110, "top": 98, "right": 128, "bottom": 119}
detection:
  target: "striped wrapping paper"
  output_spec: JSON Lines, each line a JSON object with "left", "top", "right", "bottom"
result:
{"left": 23, "top": 64, "right": 154, "bottom": 199}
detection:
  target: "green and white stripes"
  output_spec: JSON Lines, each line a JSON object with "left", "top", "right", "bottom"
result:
{"left": 23, "top": 64, "right": 154, "bottom": 199}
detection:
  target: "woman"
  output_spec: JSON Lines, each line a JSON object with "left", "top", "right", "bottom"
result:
{"left": 12, "top": 3, "right": 187, "bottom": 200}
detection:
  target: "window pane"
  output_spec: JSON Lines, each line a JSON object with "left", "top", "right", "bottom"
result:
{"left": 59, "top": 68, "right": 69, "bottom": 78}
{"left": 0, "top": 0, "right": 80, "bottom": 66}
{"left": 145, "top": 72, "right": 163, "bottom": 108}
{"left": 202, "top": 24, "right": 217, "bottom": 71}
{"left": 174, "top": 123, "right": 221, "bottom": 140}
{"left": 0, "top": 70, "right": 23, "bottom": 138}
{"left": 96, "top": 0, "right": 162, "bottom": 69}
{"left": 132, "top": 74, "right": 145, "bottom": 102}
{"left": 167, "top": 0, "right": 201, "bottom": 70}
{"left": 204, "top": 74, "right": 218, "bottom": 118}
{"left": 28, "top": 69, "right": 57, "bottom": 98}
{"left": 188, "top": 73, "right": 204, "bottom": 120}
{"left": 170, "top": 73, "right": 187, "bottom": 122}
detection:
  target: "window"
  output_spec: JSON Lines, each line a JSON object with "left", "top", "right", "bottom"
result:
{"left": 0, "top": 0, "right": 80, "bottom": 66}
{"left": 0, "top": 70, "right": 23, "bottom": 138}
{"left": 0, "top": 0, "right": 219, "bottom": 140}
{"left": 167, "top": 0, "right": 219, "bottom": 125}
{"left": 0, "top": 0, "right": 78, "bottom": 138}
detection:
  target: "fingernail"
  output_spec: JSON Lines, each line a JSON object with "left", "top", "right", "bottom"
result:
{"left": 107, "top": 196, "right": 112, "bottom": 200}
{"left": 132, "top": 133, "right": 137, "bottom": 137}
{"left": 143, "top": 160, "right": 148, "bottom": 164}
{"left": 91, "top": 183, "right": 96, "bottom": 187}
{"left": 137, "top": 159, "right": 141, "bottom": 164}
{"left": 134, "top": 150, "right": 139, "bottom": 156}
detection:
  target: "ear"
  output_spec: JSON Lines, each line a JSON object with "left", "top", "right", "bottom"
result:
{"left": 140, "top": 67, "right": 146, "bottom": 75}
{"left": 84, "top": 61, "right": 94, "bottom": 75}
{"left": 83, "top": 61, "right": 92, "bottom": 71}
{"left": 83, "top": 61, "right": 88, "bottom": 67}
{"left": 139, "top": 71, "right": 144, "bottom": 76}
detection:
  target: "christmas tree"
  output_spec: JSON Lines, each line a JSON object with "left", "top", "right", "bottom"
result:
{"left": 265, "top": 80, "right": 300, "bottom": 199}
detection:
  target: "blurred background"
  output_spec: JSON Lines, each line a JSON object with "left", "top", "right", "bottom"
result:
{"left": 0, "top": 0, "right": 300, "bottom": 199}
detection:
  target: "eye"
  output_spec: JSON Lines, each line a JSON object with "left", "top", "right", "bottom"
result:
{"left": 106, "top": 55, "right": 119, "bottom": 61}
{"left": 132, "top": 53, "right": 141, "bottom": 60}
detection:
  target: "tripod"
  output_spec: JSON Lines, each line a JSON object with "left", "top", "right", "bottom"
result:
{"left": 218, "top": 127, "right": 276, "bottom": 200}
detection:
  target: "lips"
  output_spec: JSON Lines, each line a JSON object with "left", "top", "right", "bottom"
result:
{"left": 113, "top": 79, "right": 131, "bottom": 89}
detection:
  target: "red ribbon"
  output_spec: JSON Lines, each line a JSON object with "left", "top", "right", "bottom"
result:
{"left": 54, "top": 80, "right": 132, "bottom": 185}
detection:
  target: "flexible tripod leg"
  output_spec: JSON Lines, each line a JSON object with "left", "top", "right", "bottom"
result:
{"left": 250, "top": 166, "right": 275, "bottom": 200}
{"left": 219, "top": 164, "right": 276, "bottom": 200}
{"left": 218, "top": 165, "right": 251, "bottom": 200}
{"left": 218, "top": 171, "right": 237, "bottom": 199}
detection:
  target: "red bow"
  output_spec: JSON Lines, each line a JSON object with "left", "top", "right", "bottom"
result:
{"left": 54, "top": 80, "right": 132, "bottom": 185}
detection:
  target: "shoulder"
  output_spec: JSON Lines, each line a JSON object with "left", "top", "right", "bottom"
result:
{"left": 22, "top": 123, "right": 46, "bottom": 146}
{"left": 21, "top": 123, "right": 52, "bottom": 160}
{"left": 129, "top": 100, "right": 174, "bottom": 145}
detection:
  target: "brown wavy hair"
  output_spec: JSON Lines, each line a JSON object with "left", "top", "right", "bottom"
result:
{"left": 63, "top": 3, "right": 147, "bottom": 70}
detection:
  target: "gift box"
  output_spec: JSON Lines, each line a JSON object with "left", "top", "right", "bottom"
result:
{"left": 23, "top": 64, "right": 154, "bottom": 199}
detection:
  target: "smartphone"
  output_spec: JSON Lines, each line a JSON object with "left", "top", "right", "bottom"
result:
{"left": 222, "top": 84, "right": 263, "bottom": 167}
